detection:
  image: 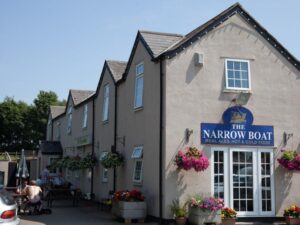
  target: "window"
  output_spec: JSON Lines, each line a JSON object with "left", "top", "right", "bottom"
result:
{"left": 56, "top": 122, "right": 61, "bottom": 140}
{"left": 134, "top": 63, "right": 144, "bottom": 109}
{"left": 67, "top": 106, "right": 73, "bottom": 134}
{"left": 0, "top": 171, "right": 4, "bottom": 189}
{"left": 82, "top": 104, "right": 88, "bottom": 128}
{"left": 132, "top": 146, "right": 143, "bottom": 183}
{"left": 102, "top": 84, "right": 109, "bottom": 121}
{"left": 225, "top": 59, "right": 250, "bottom": 90}
{"left": 100, "top": 152, "right": 108, "bottom": 182}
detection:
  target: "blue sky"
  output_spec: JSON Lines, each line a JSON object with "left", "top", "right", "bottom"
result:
{"left": 1, "top": 0, "right": 299, "bottom": 104}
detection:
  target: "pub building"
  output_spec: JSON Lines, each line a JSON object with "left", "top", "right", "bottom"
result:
{"left": 44, "top": 3, "right": 300, "bottom": 222}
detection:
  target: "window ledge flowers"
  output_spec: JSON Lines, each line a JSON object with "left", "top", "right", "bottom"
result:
{"left": 284, "top": 205, "right": 300, "bottom": 225}
{"left": 278, "top": 150, "right": 300, "bottom": 171}
{"left": 113, "top": 190, "right": 145, "bottom": 202}
{"left": 221, "top": 207, "right": 237, "bottom": 225}
{"left": 190, "top": 196, "right": 224, "bottom": 211}
{"left": 174, "top": 147, "right": 209, "bottom": 172}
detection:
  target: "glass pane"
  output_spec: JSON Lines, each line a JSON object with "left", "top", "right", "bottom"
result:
{"left": 233, "top": 165, "right": 239, "bottom": 174}
{"left": 228, "top": 70, "right": 234, "bottom": 78}
{"left": 241, "top": 80, "right": 249, "bottom": 88}
{"left": 246, "top": 152, "right": 252, "bottom": 163}
{"left": 233, "top": 152, "right": 239, "bottom": 162}
{"left": 214, "top": 164, "right": 219, "bottom": 174}
{"left": 219, "top": 164, "right": 224, "bottom": 174}
{"left": 228, "top": 79, "right": 234, "bottom": 88}
{"left": 262, "top": 200, "right": 266, "bottom": 211}
{"left": 240, "top": 152, "right": 245, "bottom": 162}
{"left": 248, "top": 200, "right": 253, "bottom": 211}
{"left": 234, "top": 188, "right": 239, "bottom": 198}
{"left": 235, "top": 80, "right": 241, "bottom": 87}
{"left": 214, "top": 151, "right": 219, "bottom": 162}
{"left": 219, "top": 152, "right": 224, "bottom": 162}
{"left": 235, "top": 71, "right": 241, "bottom": 79}
{"left": 135, "top": 76, "right": 143, "bottom": 108}
{"left": 241, "top": 71, "right": 248, "bottom": 79}
{"left": 266, "top": 153, "right": 270, "bottom": 163}
{"left": 240, "top": 188, "right": 246, "bottom": 198}
{"left": 247, "top": 188, "right": 253, "bottom": 199}
{"left": 267, "top": 200, "right": 272, "bottom": 211}
{"left": 214, "top": 176, "right": 218, "bottom": 183}
{"left": 240, "top": 200, "right": 246, "bottom": 211}
{"left": 241, "top": 62, "right": 248, "bottom": 71}
{"left": 234, "top": 200, "right": 239, "bottom": 211}
{"left": 234, "top": 61, "right": 241, "bottom": 70}
{"left": 227, "top": 61, "right": 234, "bottom": 69}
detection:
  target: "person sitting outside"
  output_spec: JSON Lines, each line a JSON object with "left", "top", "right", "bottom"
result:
{"left": 22, "top": 180, "right": 43, "bottom": 214}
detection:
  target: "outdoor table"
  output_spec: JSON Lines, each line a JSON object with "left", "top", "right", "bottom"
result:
{"left": 46, "top": 188, "right": 81, "bottom": 208}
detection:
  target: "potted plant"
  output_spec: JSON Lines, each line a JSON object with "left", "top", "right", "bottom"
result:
{"left": 221, "top": 207, "right": 237, "bottom": 225}
{"left": 112, "top": 189, "right": 146, "bottom": 223}
{"left": 100, "top": 152, "right": 124, "bottom": 168}
{"left": 188, "top": 195, "right": 224, "bottom": 225}
{"left": 278, "top": 150, "right": 300, "bottom": 171}
{"left": 284, "top": 205, "right": 300, "bottom": 225}
{"left": 170, "top": 199, "right": 188, "bottom": 225}
{"left": 174, "top": 147, "right": 209, "bottom": 172}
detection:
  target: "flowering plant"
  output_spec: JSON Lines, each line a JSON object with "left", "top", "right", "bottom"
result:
{"left": 190, "top": 195, "right": 224, "bottom": 211}
{"left": 222, "top": 207, "right": 237, "bottom": 219}
{"left": 284, "top": 205, "right": 300, "bottom": 218}
{"left": 174, "top": 147, "right": 209, "bottom": 172}
{"left": 277, "top": 150, "right": 300, "bottom": 171}
{"left": 113, "top": 189, "right": 145, "bottom": 202}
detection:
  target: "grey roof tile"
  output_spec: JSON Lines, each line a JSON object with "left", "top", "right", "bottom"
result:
{"left": 70, "top": 89, "right": 95, "bottom": 106}
{"left": 50, "top": 106, "right": 65, "bottom": 119}
{"left": 139, "top": 31, "right": 183, "bottom": 57}
{"left": 106, "top": 60, "right": 127, "bottom": 82}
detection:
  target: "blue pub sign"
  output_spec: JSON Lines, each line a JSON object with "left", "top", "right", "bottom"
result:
{"left": 201, "top": 106, "right": 274, "bottom": 146}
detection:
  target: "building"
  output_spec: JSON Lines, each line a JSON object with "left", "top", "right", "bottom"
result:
{"left": 44, "top": 3, "right": 300, "bottom": 221}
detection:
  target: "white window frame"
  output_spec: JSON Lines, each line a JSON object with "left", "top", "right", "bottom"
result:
{"left": 67, "top": 106, "right": 73, "bottom": 134}
{"left": 82, "top": 104, "right": 88, "bottom": 128}
{"left": 133, "top": 159, "right": 143, "bottom": 183}
{"left": 225, "top": 59, "right": 251, "bottom": 91}
{"left": 102, "top": 84, "right": 109, "bottom": 122}
{"left": 134, "top": 62, "right": 144, "bottom": 109}
{"left": 211, "top": 147, "right": 275, "bottom": 217}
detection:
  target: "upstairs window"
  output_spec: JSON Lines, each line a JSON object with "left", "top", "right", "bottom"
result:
{"left": 82, "top": 104, "right": 88, "bottom": 128}
{"left": 102, "top": 84, "right": 109, "bottom": 122}
{"left": 134, "top": 63, "right": 144, "bottom": 109}
{"left": 225, "top": 59, "right": 251, "bottom": 91}
{"left": 67, "top": 106, "right": 73, "bottom": 134}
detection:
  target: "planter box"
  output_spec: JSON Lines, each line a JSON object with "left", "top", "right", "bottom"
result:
{"left": 188, "top": 208, "right": 221, "bottom": 225}
{"left": 222, "top": 218, "right": 236, "bottom": 225}
{"left": 112, "top": 201, "right": 147, "bottom": 220}
{"left": 285, "top": 217, "right": 300, "bottom": 225}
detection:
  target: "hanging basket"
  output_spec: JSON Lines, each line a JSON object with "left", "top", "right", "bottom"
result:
{"left": 277, "top": 150, "right": 300, "bottom": 171}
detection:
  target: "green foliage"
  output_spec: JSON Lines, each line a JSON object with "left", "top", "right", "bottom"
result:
{"left": 100, "top": 152, "right": 124, "bottom": 168}
{"left": 170, "top": 199, "right": 188, "bottom": 218}
{"left": 282, "top": 150, "right": 297, "bottom": 161}
{"left": 0, "top": 91, "right": 66, "bottom": 152}
{"left": 50, "top": 154, "right": 97, "bottom": 171}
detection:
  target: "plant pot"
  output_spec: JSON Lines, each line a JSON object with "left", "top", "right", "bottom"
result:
{"left": 112, "top": 201, "right": 147, "bottom": 220}
{"left": 188, "top": 208, "right": 221, "bottom": 225}
{"left": 175, "top": 217, "right": 187, "bottom": 225}
{"left": 222, "top": 218, "right": 236, "bottom": 225}
{"left": 285, "top": 217, "right": 300, "bottom": 225}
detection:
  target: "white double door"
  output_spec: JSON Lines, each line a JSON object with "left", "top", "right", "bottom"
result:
{"left": 212, "top": 147, "right": 275, "bottom": 217}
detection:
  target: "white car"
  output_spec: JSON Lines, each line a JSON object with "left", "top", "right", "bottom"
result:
{"left": 0, "top": 189, "right": 20, "bottom": 225}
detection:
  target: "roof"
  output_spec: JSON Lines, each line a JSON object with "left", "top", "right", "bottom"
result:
{"left": 157, "top": 3, "right": 299, "bottom": 70}
{"left": 39, "top": 141, "right": 63, "bottom": 155}
{"left": 139, "top": 31, "right": 183, "bottom": 58}
{"left": 70, "top": 89, "right": 95, "bottom": 106}
{"left": 106, "top": 60, "right": 127, "bottom": 82}
{"left": 50, "top": 106, "right": 65, "bottom": 119}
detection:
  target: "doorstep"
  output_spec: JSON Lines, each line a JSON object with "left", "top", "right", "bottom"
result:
{"left": 236, "top": 217, "right": 286, "bottom": 225}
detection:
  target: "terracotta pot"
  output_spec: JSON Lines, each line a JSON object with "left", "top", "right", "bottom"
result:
{"left": 175, "top": 217, "right": 187, "bottom": 225}
{"left": 285, "top": 217, "right": 300, "bottom": 225}
{"left": 222, "top": 218, "right": 236, "bottom": 225}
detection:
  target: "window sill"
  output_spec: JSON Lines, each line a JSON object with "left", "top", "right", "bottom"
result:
{"left": 223, "top": 89, "right": 252, "bottom": 94}
{"left": 134, "top": 106, "right": 143, "bottom": 112}
{"left": 133, "top": 181, "right": 143, "bottom": 186}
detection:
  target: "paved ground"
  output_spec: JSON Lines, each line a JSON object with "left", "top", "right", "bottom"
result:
{"left": 19, "top": 200, "right": 159, "bottom": 225}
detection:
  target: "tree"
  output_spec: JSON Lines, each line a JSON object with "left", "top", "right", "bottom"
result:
{"left": 0, "top": 91, "right": 66, "bottom": 152}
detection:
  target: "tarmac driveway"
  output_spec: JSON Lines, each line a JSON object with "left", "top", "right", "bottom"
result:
{"left": 19, "top": 201, "right": 158, "bottom": 225}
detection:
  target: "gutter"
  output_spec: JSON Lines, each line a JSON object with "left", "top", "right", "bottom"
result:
{"left": 113, "top": 83, "right": 118, "bottom": 192}
{"left": 159, "top": 58, "right": 164, "bottom": 224}
{"left": 91, "top": 98, "right": 95, "bottom": 194}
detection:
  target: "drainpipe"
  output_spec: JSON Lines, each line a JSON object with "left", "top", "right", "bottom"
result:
{"left": 113, "top": 83, "right": 118, "bottom": 192}
{"left": 159, "top": 59, "right": 164, "bottom": 224}
{"left": 91, "top": 98, "right": 95, "bottom": 195}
